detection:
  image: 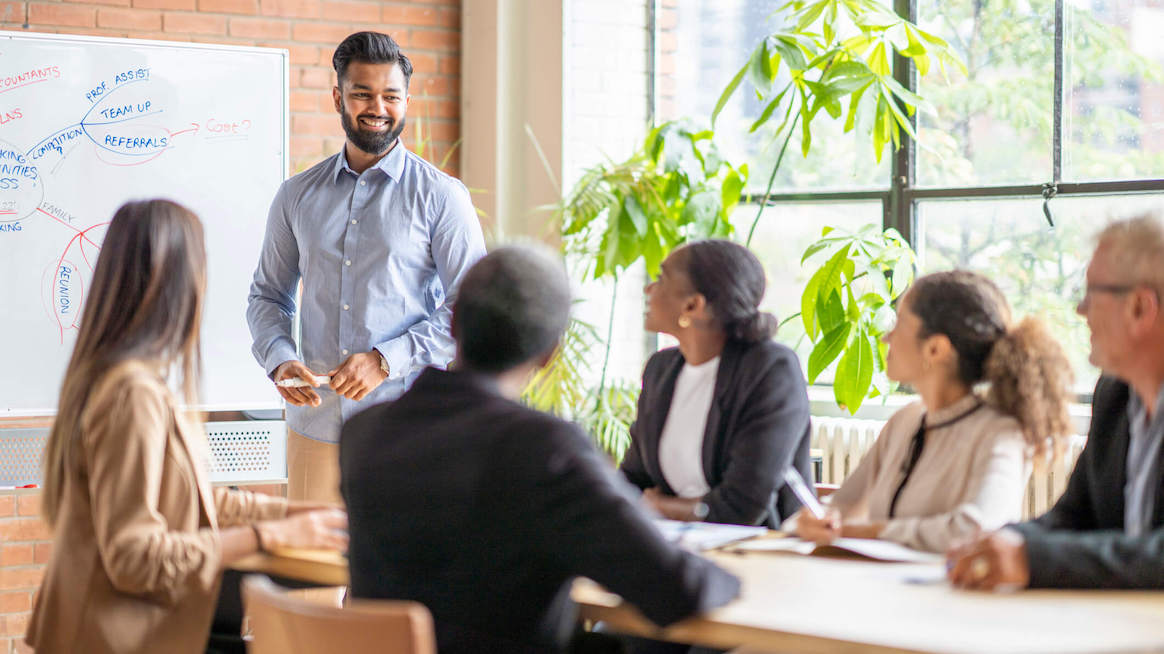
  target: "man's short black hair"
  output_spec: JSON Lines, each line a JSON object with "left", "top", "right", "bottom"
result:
{"left": 453, "top": 245, "right": 571, "bottom": 373}
{"left": 333, "top": 31, "right": 413, "bottom": 89}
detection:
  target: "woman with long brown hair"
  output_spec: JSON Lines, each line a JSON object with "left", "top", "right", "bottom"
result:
{"left": 26, "top": 200, "right": 346, "bottom": 654}
{"left": 792, "top": 270, "right": 1075, "bottom": 553}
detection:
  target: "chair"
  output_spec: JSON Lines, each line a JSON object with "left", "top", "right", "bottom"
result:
{"left": 242, "top": 574, "right": 436, "bottom": 654}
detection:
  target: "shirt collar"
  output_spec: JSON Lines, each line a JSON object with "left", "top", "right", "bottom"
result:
{"left": 1127, "top": 384, "right": 1164, "bottom": 433}
{"left": 331, "top": 138, "right": 407, "bottom": 182}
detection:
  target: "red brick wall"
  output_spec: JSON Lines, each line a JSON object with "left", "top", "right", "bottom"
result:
{"left": 6, "top": 0, "right": 462, "bottom": 175}
{"left": 0, "top": 493, "right": 48, "bottom": 653}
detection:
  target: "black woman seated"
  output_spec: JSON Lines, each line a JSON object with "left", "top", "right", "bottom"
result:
{"left": 620, "top": 239, "right": 813, "bottom": 527}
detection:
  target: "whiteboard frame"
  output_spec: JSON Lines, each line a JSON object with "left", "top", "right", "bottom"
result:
{"left": 0, "top": 30, "right": 290, "bottom": 416}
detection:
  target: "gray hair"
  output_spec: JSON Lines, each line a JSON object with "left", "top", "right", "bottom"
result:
{"left": 452, "top": 244, "right": 571, "bottom": 372}
{"left": 1096, "top": 212, "right": 1164, "bottom": 291}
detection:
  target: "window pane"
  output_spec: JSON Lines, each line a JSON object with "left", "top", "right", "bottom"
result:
{"left": 659, "top": 0, "right": 889, "bottom": 193}
{"left": 744, "top": 201, "right": 883, "bottom": 378}
{"left": 916, "top": 0, "right": 1053, "bottom": 187}
{"left": 1064, "top": 1, "right": 1164, "bottom": 181}
{"left": 919, "top": 195, "right": 1164, "bottom": 393}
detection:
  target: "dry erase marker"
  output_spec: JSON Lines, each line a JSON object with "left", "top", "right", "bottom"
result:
{"left": 276, "top": 375, "right": 331, "bottom": 388}
{"left": 782, "top": 466, "right": 826, "bottom": 519}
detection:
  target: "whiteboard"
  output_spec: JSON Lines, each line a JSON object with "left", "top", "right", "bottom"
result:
{"left": 0, "top": 31, "right": 287, "bottom": 414}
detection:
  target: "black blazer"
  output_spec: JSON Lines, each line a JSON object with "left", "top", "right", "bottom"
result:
{"left": 1010, "top": 376, "right": 1164, "bottom": 588}
{"left": 620, "top": 339, "right": 813, "bottom": 528}
{"left": 340, "top": 368, "right": 740, "bottom": 654}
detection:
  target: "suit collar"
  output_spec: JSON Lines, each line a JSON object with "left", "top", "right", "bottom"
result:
{"left": 412, "top": 366, "right": 504, "bottom": 399}
{"left": 643, "top": 342, "right": 749, "bottom": 490}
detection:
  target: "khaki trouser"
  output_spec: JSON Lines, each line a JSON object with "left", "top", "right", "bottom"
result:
{"left": 286, "top": 429, "right": 343, "bottom": 506}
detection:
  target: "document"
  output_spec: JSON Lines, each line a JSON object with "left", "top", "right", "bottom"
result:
{"left": 730, "top": 536, "right": 944, "bottom": 564}
{"left": 653, "top": 519, "right": 768, "bottom": 551}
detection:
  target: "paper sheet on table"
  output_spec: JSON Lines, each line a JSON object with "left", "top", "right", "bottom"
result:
{"left": 731, "top": 536, "right": 945, "bottom": 564}
{"left": 652, "top": 519, "right": 768, "bottom": 551}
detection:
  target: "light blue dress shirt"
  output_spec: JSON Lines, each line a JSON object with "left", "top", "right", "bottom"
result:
{"left": 1124, "top": 385, "right": 1164, "bottom": 537}
{"left": 247, "top": 141, "right": 486, "bottom": 443}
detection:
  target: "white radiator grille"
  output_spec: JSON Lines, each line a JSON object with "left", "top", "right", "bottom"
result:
{"left": 810, "top": 417, "right": 1087, "bottom": 520}
{"left": 206, "top": 421, "right": 287, "bottom": 484}
{"left": 0, "top": 422, "right": 286, "bottom": 486}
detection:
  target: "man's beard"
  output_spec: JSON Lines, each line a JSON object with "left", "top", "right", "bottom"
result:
{"left": 340, "top": 102, "right": 406, "bottom": 155}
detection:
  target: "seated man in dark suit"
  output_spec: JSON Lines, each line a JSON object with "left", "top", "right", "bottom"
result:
{"left": 948, "top": 213, "right": 1164, "bottom": 589}
{"left": 340, "top": 245, "right": 741, "bottom": 653}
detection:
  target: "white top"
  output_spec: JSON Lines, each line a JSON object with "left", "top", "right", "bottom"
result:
{"left": 658, "top": 356, "right": 720, "bottom": 498}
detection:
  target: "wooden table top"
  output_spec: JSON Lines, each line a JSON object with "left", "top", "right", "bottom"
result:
{"left": 231, "top": 544, "right": 1164, "bottom": 654}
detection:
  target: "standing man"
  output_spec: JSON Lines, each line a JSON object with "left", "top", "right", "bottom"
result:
{"left": 248, "top": 31, "right": 486, "bottom": 503}
{"left": 948, "top": 214, "right": 1164, "bottom": 590}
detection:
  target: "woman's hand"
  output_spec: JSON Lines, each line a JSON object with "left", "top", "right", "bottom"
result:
{"left": 642, "top": 487, "right": 705, "bottom": 521}
{"left": 257, "top": 508, "right": 348, "bottom": 552}
{"left": 795, "top": 507, "right": 842, "bottom": 545}
{"left": 286, "top": 500, "right": 343, "bottom": 515}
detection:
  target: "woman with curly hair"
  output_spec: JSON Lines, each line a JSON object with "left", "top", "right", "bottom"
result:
{"left": 791, "top": 270, "right": 1075, "bottom": 553}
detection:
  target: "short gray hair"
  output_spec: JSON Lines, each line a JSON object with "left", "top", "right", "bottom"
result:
{"left": 1096, "top": 212, "right": 1164, "bottom": 291}
{"left": 452, "top": 244, "right": 571, "bottom": 372}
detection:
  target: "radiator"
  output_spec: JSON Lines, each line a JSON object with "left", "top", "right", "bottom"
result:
{"left": 810, "top": 417, "right": 1087, "bottom": 520}
{"left": 0, "top": 421, "right": 286, "bottom": 486}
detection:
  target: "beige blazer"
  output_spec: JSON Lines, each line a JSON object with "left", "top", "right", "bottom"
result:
{"left": 828, "top": 394, "right": 1030, "bottom": 552}
{"left": 26, "top": 360, "right": 287, "bottom": 654}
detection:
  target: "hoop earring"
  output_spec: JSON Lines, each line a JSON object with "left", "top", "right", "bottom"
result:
{"left": 677, "top": 316, "right": 692, "bottom": 329}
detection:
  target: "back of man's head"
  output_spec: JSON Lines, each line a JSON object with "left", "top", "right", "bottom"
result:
{"left": 453, "top": 245, "right": 571, "bottom": 373}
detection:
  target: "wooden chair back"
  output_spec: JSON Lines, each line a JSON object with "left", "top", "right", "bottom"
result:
{"left": 243, "top": 574, "right": 436, "bottom": 654}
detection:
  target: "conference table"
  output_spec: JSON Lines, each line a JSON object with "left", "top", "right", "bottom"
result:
{"left": 231, "top": 541, "right": 1164, "bottom": 654}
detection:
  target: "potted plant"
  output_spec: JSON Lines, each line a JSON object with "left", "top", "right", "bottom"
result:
{"left": 524, "top": 120, "right": 747, "bottom": 460}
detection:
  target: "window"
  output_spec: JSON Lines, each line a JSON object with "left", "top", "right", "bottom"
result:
{"left": 656, "top": 0, "right": 1164, "bottom": 395}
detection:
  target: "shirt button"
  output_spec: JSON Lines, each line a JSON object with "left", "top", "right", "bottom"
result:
{"left": 345, "top": 259, "right": 352, "bottom": 266}
{"left": 342, "top": 348, "right": 349, "bottom": 355}
{"left": 351, "top": 219, "right": 357, "bottom": 225}
{"left": 360, "top": 180, "right": 366, "bottom": 186}
{"left": 343, "top": 304, "right": 350, "bottom": 311}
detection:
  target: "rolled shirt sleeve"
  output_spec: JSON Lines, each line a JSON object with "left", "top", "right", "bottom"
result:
{"left": 373, "top": 180, "right": 485, "bottom": 379}
{"left": 246, "top": 182, "right": 302, "bottom": 377}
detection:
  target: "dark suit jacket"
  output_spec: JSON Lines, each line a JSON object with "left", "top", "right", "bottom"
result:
{"left": 620, "top": 339, "right": 813, "bottom": 528}
{"left": 340, "top": 368, "right": 740, "bottom": 654}
{"left": 1010, "top": 376, "right": 1164, "bottom": 588}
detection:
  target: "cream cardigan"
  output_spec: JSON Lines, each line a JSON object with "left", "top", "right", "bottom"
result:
{"left": 810, "top": 394, "right": 1029, "bottom": 552}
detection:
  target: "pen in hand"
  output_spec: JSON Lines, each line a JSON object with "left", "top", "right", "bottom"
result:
{"left": 782, "top": 466, "right": 826, "bottom": 519}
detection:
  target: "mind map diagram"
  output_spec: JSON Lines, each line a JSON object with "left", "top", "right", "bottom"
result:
{"left": 0, "top": 62, "right": 255, "bottom": 344}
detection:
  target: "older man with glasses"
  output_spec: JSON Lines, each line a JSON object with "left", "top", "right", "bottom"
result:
{"left": 948, "top": 213, "right": 1164, "bottom": 590}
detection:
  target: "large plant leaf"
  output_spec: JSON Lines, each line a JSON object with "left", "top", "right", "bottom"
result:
{"left": 835, "top": 327, "right": 875, "bottom": 414}
{"left": 808, "top": 321, "right": 851, "bottom": 383}
{"left": 801, "top": 243, "right": 852, "bottom": 338}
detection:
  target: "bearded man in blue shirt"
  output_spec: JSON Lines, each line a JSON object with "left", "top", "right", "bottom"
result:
{"left": 247, "top": 31, "right": 486, "bottom": 503}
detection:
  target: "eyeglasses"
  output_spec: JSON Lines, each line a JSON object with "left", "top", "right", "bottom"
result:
{"left": 1075, "top": 282, "right": 1141, "bottom": 307}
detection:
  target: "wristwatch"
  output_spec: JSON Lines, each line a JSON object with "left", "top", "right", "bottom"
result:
{"left": 377, "top": 350, "right": 389, "bottom": 376}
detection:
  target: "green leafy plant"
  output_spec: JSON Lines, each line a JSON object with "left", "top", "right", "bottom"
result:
{"left": 712, "top": 0, "right": 964, "bottom": 245}
{"left": 521, "top": 310, "right": 638, "bottom": 462}
{"left": 561, "top": 120, "right": 748, "bottom": 280}
{"left": 524, "top": 120, "right": 746, "bottom": 461}
{"left": 798, "top": 224, "right": 915, "bottom": 413}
